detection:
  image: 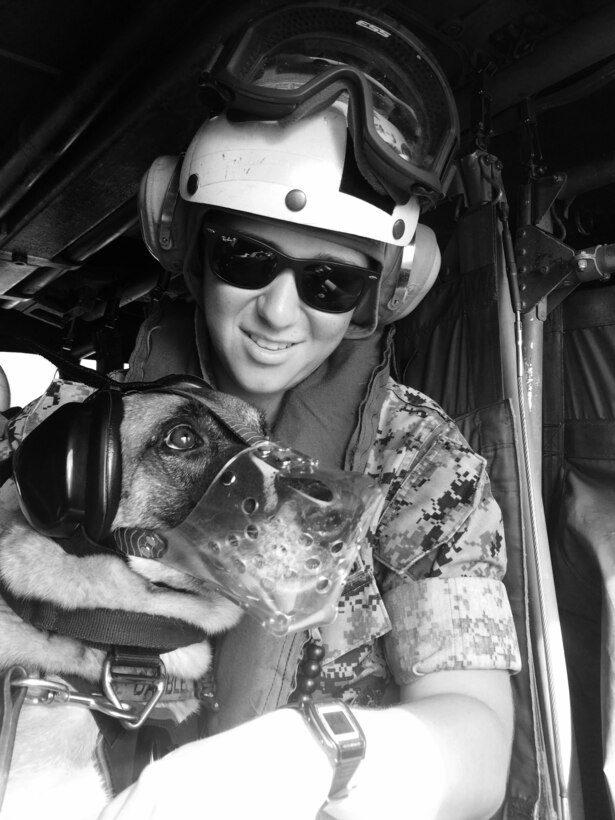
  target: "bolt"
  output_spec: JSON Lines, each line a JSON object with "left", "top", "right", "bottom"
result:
{"left": 187, "top": 174, "right": 199, "bottom": 195}
{"left": 285, "top": 189, "right": 307, "bottom": 212}
{"left": 392, "top": 219, "right": 405, "bottom": 240}
{"left": 577, "top": 258, "right": 588, "bottom": 271}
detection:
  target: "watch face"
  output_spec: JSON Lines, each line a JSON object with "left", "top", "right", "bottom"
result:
{"left": 323, "top": 710, "right": 355, "bottom": 736}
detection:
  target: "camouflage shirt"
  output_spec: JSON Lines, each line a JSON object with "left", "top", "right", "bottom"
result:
{"left": 314, "top": 378, "right": 521, "bottom": 707}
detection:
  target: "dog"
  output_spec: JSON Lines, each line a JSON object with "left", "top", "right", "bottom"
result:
{"left": 0, "top": 380, "right": 267, "bottom": 820}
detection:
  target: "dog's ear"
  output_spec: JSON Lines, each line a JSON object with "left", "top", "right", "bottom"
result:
{"left": 13, "top": 390, "right": 123, "bottom": 542}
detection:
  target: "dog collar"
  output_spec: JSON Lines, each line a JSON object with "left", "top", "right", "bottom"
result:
{"left": 0, "top": 569, "right": 207, "bottom": 653}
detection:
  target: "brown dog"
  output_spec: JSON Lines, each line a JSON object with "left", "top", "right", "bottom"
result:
{"left": 0, "top": 384, "right": 266, "bottom": 820}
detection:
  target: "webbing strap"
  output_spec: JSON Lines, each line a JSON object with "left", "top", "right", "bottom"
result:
{"left": 0, "top": 577, "right": 206, "bottom": 652}
{"left": 0, "top": 667, "right": 27, "bottom": 812}
{"left": 0, "top": 456, "right": 12, "bottom": 488}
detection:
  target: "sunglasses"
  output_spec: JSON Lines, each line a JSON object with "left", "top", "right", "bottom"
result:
{"left": 204, "top": 226, "right": 380, "bottom": 314}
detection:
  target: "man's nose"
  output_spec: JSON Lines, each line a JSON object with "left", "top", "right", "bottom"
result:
{"left": 256, "top": 269, "right": 302, "bottom": 326}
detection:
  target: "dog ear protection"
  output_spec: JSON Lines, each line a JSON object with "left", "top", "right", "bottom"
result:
{"left": 138, "top": 154, "right": 441, "bottom": 328}
{"left": 12, "top": 389, "right": 124, "bottom": 542}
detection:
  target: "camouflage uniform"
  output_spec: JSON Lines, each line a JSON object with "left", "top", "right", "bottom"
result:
{"left": 314, "top": 379, "right": 520, "bottom": 707}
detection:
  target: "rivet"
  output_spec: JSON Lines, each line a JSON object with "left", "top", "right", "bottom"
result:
{"left": 187, "top": 173, "right": 199, "bottom": 196}
{"left": 242, "top": 497, "right": 259, "bottom": 515}
{"left": 392, "top": 219, "right": 405, "bottom": 240}
{"left": 285, "top": 189, "right": 307, "bottom": 212}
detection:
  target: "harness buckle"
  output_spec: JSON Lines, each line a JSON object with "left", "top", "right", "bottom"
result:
{"left": 102, "top": 650, "right": 167, "bottom": 730}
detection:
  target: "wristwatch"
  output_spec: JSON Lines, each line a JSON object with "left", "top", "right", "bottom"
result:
{"left": 288, "top": 698, "right": 366, "bottom": 805}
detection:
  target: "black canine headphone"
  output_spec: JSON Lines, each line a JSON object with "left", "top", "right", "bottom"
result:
{"left": 10, "top": 364, "right": 264, "bottom": 545}
{"left": 12, "top": 388, "right": 124, "bottom": 543}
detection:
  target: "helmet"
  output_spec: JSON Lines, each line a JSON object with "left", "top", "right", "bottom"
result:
{"left": 139, "top": 1, "right": 454, "bottom": 335}
{"left": 179, "top": 105, "right": 420, "bottom": 246}
{"left": 198, "top": 1, "right": 459, "bottom": 208}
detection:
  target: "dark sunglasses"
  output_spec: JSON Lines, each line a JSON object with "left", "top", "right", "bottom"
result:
{"left": 204, "top": 226, "right": 380, "bottom": 314}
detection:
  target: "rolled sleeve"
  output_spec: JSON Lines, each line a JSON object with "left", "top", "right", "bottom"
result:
{"left": 383, "top": 576, "right": 521, "bottom": 685}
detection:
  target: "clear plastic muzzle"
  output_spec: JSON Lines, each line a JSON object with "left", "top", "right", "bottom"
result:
{"left": 158, "top": 442, "right": 383, "bottom": 636}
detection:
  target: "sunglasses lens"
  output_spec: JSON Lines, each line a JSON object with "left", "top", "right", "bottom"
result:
{"left": 302, "top": 264, "right": 365, "bottom": 312}
{"left": 211, "top": 234, "right": 277, "bottom": 288}
{"left": 207, "top": 229, "right": 370, "bottom": 313}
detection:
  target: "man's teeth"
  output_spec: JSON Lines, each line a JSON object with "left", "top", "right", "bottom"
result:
{"left": 250, "top": 334, "right": 293, "bottom": 350}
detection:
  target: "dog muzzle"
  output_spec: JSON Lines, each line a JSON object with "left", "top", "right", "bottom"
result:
{"left": 114, "top": 442, "right": 383, "bottom": 636}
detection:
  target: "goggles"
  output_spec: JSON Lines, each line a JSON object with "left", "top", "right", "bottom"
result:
{"left": 204, "top": 226, "right": 380, "bottom": 314}
{"left": 199, "top": 4, "right": 459, "bottom": 206}
{"left": 120, "top": 441, "right": 384, "bottom": 636}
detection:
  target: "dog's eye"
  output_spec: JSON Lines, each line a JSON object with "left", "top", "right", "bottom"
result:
{"left": 164, "top": 424, "right": 202, "bottom": 451}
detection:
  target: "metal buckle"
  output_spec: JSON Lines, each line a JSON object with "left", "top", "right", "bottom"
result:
{"left": 11, "top": 652, "right": 168, "bottom": 731}
{"left": 12, "top": 676, "right": 132, "bottom": 721}
{"left": 102, "top": 650, "right": 167, "bottom": 730}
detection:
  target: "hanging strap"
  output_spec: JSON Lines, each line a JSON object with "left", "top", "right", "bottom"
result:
{"left": 0, "top": 667, "right": 27, "bottom": 812}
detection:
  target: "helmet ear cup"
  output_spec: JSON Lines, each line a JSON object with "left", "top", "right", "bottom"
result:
{"left": 378, "top": 223, "right": 441, "bottom": 325}
{"left": 13, "top": 391, "right": 123, "bottom": 542}
{"left": 138, "top": 155, "right": 186, "bottom": 273}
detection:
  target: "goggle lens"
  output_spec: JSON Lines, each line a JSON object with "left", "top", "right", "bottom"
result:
{"left": 205, "top": 227, "right": 378, "bottom": 314}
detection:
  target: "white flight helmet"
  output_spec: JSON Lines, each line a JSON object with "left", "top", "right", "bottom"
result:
{"left": 140, "top": 112, "right": 440, "bottom": 338}
{"left": 139, "top": 2, "right": 456, "bottom": 336}
{"left": 179, "top": 104, "right": 419, "bottom": 246}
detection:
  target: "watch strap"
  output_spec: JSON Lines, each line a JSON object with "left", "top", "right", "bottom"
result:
{"left": 286, "top": 698, "right": 366, "bottom": 804}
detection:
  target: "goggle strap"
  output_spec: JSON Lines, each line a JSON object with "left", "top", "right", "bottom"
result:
{"left": 279, "top": 81, "right": 347, "bottom": 126}
{"left": 277, "top": 79, "right": 392, "bottom": 201}
{"left": 345, "top": 101, "right": 390, "bottom": 199}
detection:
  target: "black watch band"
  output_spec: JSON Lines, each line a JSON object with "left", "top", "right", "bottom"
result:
{"left": 287, "top": 698, "right": 366, "bottom": 805}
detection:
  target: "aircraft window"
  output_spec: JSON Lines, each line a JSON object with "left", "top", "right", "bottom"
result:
{"left": 0, "top": 354, "right": 96, "bottom": 410}
{"left": 0, "top": 354, "right": 58, "bottom": 410}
